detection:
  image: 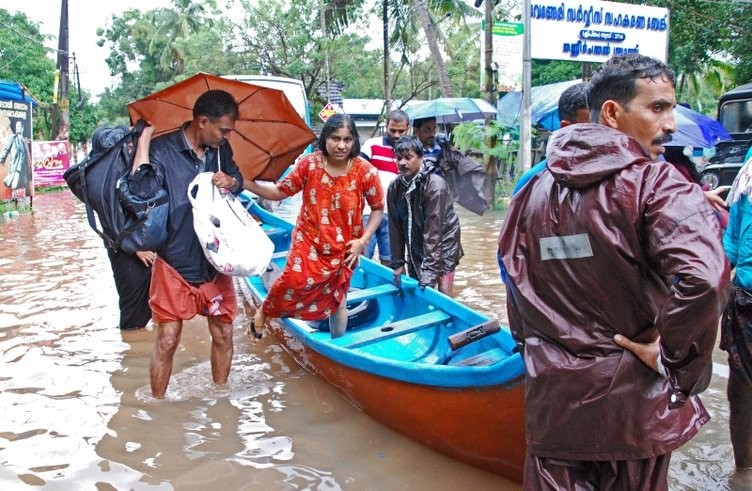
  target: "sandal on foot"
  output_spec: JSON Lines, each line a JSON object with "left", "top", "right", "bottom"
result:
{"left": 248, "top": 319, "right": 263, "bottom": 340}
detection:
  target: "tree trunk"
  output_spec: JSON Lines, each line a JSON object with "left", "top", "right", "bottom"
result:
{"left": 483, "top": 0, "right": 494, "bottom": 104}
{"left": 383, "top": 0, "right": 392, "bottom": 112}
{"left": 412, "top": 0, "right": 453, "bottom": 98}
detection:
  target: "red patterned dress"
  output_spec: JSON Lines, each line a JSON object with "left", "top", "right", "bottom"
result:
{"left": 261, "top": 151, "right": 384, "bottom": 320}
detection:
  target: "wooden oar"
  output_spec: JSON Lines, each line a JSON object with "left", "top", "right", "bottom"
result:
{"left": 439, "top": 319, "right": 500, "bottom": 364}
{"left": 448, "top": 319, "right": 500, "bottom": 350}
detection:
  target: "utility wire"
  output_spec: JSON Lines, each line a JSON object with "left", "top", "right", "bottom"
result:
{"left": 0, "top": 20, "right": 67, "bottom": 55}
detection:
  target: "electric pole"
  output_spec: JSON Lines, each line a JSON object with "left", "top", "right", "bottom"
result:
{"left": 383, "top": 0, "right": 391, "bottom": 118}
{"left": 54, "top": 0, "right": 70, "bottom": 141}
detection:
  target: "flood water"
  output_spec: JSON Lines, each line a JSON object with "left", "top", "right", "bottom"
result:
{"left": 0, "top": 190, "right": 747, "bottom": 490}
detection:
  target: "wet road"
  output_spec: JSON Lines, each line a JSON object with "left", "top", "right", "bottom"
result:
{"left": 0, "top": 190, "right": 747, "bottom": 490}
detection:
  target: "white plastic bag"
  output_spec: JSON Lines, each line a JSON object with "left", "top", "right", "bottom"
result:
{"left": 187, "top": 172, "right": 273, "bottom": 276}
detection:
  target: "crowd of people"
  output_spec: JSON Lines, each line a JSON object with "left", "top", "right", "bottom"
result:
{"left": 95, "top": 53, "right": 752, "bottom": 487}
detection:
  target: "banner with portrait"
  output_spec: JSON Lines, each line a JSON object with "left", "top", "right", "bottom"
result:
{"left": 0, "top": 99, "right": 33, "bottom": 201}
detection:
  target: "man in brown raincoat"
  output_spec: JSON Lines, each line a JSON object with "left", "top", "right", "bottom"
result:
{"left": 499, "top": 54, "right": 730, "bottom": 489}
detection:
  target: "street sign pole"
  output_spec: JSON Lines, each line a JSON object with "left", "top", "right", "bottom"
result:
{"left": 518, "top": 0, "right": 532, "bottom": 173}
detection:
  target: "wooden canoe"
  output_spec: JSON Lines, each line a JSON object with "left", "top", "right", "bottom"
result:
{"left": 238, "top": 196, "right": 526, "bottom": 482}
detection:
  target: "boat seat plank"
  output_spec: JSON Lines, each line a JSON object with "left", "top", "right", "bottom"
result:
{"left": 346, "top": 284, "right": 399, "bottom": 304}
{"left": 448, "top": 347, "right": 507, "bottom": 367}
{"left": 331, "top": 310, "right": 451, "bottom": 349}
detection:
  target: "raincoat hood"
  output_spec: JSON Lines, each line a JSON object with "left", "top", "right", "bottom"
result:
{"left": 546, "top": 123, "right": 651, "bottom": 188}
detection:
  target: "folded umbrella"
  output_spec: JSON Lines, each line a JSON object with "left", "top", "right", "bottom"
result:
{"left": 127, "top": 73, "right": 316, "bottom": 181}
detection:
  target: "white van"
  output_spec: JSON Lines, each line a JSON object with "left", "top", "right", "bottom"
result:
{"left": 223, "top": 74, "right": 314, "bottom": 179}
{"left": 223, "top": 74, "right": 312, "bottom": 129}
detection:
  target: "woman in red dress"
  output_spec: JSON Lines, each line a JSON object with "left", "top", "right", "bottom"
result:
{"left": 244, "top": 114, "right": 384, "bottom": 339}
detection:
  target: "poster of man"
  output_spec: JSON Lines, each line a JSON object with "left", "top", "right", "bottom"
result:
{"left": 0, "top": 99, "right": 34, "bottom": 203}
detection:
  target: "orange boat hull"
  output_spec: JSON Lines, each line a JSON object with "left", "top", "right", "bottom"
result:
{"left": 266, "top": 319, "right": 526, "bottom": 483}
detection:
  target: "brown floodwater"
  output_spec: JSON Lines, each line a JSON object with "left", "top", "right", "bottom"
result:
{"left": 0, "top": 189, "right": 748, "bottom": 490}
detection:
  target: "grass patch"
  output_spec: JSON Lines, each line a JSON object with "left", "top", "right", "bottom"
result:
{"left": 0, "top": 199, "right": 32, "bottom": 214}
{"left": 492, "top": 178, "right": 517, "bottom": 211}
{"left": 37, "top": 185, "right": 68, "bottom": 193}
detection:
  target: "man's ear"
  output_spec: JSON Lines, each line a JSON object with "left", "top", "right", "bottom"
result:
{"left": 198, "top": 115, "right": 209, "bottom": 128}
{"left": 599, "top": 100, "right": 621, "bottom": 129}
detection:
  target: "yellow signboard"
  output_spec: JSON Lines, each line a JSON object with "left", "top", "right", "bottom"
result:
{"left": 318, "top": 103, "right": 337, "bottom": 123}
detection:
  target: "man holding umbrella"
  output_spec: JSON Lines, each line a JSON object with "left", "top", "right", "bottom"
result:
{"left": 130, "top": 89, "right": 244, "bottom": 399}
{"left": 412, "top": 116, "right": 442, "bottom": 164}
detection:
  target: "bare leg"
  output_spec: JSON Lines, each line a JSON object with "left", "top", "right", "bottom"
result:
{"left": 248, "top": 307, "right": 267, "bottom": 343}
{"left": 150, "top": 320, "right": 183, "bottom": 398}
{"left": 438, "top": 274, "right": 455, "bottom": 297}
{"left": 208, "top": 317, "right": 234, "bottom": 385}
{"left": 729, "top": 368, "right": 752, "bottom": 468}
{"left": 329, "top": 300, "right": 348, "bottom": 338}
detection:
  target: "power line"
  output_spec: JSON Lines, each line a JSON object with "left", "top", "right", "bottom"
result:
{"left": 0, "top": 20, "right": 65, "bottom": 55}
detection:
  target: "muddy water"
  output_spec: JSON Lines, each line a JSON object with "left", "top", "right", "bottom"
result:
{"left": 0, "top": 190, "right": 746, "bottom": 490}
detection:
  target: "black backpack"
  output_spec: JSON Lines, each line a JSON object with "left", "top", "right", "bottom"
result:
{"left": 63, "top": 120, "right": 168, "bottom": 253}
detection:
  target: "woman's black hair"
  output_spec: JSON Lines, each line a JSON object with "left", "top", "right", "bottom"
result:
{"left": 663, "top": 146, "right": 702, "bottom": 184}
{"left": 393, "top": 135, "right": 424, "bottom": 157}
{"left": 318, "top": 114, "right": 360, "bottom": 158}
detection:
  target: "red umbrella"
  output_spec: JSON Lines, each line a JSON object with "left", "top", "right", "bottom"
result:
{"left": 127, "top": 73, "right": 316, "bottom": 181}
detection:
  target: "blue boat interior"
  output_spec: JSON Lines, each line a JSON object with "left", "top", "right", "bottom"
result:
{"left": 239, "top": 194, "right": 525, "bottom": 388}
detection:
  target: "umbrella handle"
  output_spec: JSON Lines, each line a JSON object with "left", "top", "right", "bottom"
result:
{"left": 217, "top": 147, "right": 221, "bottom": 174}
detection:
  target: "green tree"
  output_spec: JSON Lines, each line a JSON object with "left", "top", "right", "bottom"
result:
{"left": 440, "top": 21, "right": 482, "bottom": 98}
{"left": 179, "top": 26, "right": 239, "bottom": 78}
{"left": 676, "top": 59, "right": 736, "bottom": 114}
{"left": 328, "top": 37, "right": 385, "bottom": 99}
{"left": 146, "top": 0, "right": 217, "bottom": 75}
{"left": 233, "top": 0, "right": 323, "bottom": 94}
{"left": 387, "top": 0, "right": 480, "bottom": 97}
{"left": 0, "top": 9, "right": 56, "bottom": 137}
{"left": 95, "top": 3, "right": 229, "bottom": 123}
{"left": 413, "top": 0, "right": 452, "bottom": 96}
{"left": 322, "top": 0, "right": 368, "bottom": 35}
{"left": 530, "top": 60, "right": 581, "bottom": 87}
{"left": 232, "top": 0, "right": 384, "bottom": 102}
{"left": 68, "top": 89, "right": 99, "bottom": 145}
{"left": 96, "top": 9, "right": 164, "bottom": 94}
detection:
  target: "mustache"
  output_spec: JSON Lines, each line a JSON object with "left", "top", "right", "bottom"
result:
{"left": 653, "top": 133, "right": 673, "bottom": 145}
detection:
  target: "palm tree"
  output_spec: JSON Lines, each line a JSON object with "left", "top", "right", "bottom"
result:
{"left": 325, "top": 0, "right": 475, "bottom": 101}
{"left": 147, "top": 0, "right": 215, "bottom": 74}
{"left": 411, "top": 0, "right": 457, "bottom": 97}
{"left": 398, "top": 0, "right": 481, "bottom": 97}
{"left": 323, "top": 0, "right": 367, "bottom": 34}
{"left": 676, "top": 59, "right": 736, "bottom": 113}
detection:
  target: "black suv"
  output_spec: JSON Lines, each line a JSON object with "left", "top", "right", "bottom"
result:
{"left": 700, "top": 83, "right": 752, "bottom": 189}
